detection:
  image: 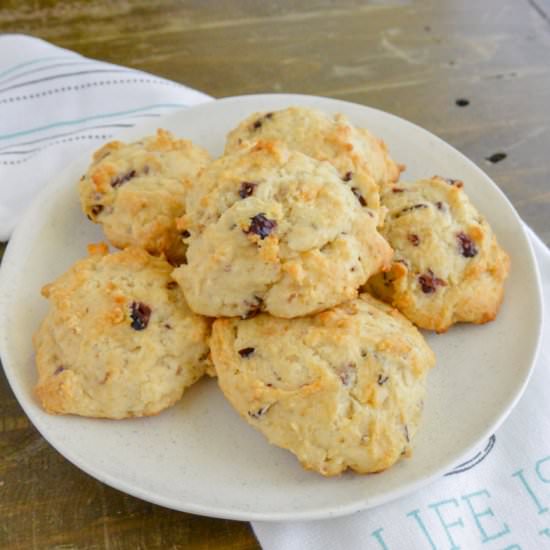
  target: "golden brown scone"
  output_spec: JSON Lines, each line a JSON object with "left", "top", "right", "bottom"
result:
{"left": 79, "top": 129, "right": 211, "bottom": 264}
{"left": 211, "top": 294, "right": 435, "bottom": 476}
{"left": 225, "top": 107, "right": 401, "bottom": 210}
{"left": 34, "top": 244, "right": 211, "bottom": 419}
{"left": 366, "top": 176, "right": 510, "bottom": 332}
{"left": 173, "top": 141, "right": 393, "bottom": 318}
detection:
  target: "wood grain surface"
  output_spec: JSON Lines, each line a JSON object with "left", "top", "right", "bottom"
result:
{"left": 1, "top": 0, "right": 549, "bottom": 548}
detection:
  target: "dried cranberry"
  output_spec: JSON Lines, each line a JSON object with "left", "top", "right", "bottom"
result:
{"left": 338, "top": 363, "right": 356, "bottom": 386}
{"left": 408, "top": 234, "right": 420, "bottom": 246}
{"left": 239, "top": 181, "right": 257, "bottom": 198}
{"left": 130, "top": 301, "right": 151, "bottom": 330}
{"left": 342, "top": 171, "right": 353, "bottom": 182}
{"left": 238, "top": 347, "right": 255, "bottom": 358}
{"left": 418, "top": 270, "right": 446, "bottom": 294}
{"left": 245, "top": 213, "right": 277, "bottom": 240}
{"left": 351, "top": 187, "right": 367, "bottom": 207}
{"left": 90, "top": 205, "right": 103, "bottom": 217}
{"left": 243, "top": 296, "right": 264, "bottom": 319}
{"left": 111, "top": 169, "right": 137, "bottom": 188}
{"left": 457, "top": 232, "right": 478, "bottom": 258}
{"left": 396, "top": 204, "right": 428, "bottom": 217}
{"left": 252, "top": 113, "right": 273, "bottom": 130}
{"left": 436, "top": 176, "right": 463, "bottom": 188}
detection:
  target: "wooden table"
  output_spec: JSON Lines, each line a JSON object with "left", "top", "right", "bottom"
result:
{"left": 0, "top": 1, "right": 549, "bottom": 548}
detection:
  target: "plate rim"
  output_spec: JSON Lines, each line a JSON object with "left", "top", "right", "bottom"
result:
{"left": 0, "top": 92, "right": 544, "bottom": 522}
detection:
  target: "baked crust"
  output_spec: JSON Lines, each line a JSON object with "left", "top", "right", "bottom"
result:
{"left": 34, "top": 244, "right": 211, "bottom": 418}
{"left": 211, "top": 293, "right": 434, "bottom": 476}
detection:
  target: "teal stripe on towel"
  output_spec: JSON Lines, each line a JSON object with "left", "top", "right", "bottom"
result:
{"left": 0, "top": 55, "right": 75, "bottom": 80}
{"left": 0, "top": 103, "right": 187, "bottom": 141}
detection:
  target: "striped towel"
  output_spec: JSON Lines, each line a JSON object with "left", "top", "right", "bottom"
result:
{"left": 0, "top": 34, "right": 212, "bottom": 240}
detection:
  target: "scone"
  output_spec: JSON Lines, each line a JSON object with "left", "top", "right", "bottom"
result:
{"left": 225, "top": 106, "right": 402, "bottom": 214}
{"left": 173, "top": 141, "right": 393, "bottom": 318}
{"left": 79, "top": 129, "right": 211, "bottom": 263}
{"left": 211, "top": 293, "right": 435, "bottom": 476}
{"left": 367, "top": 176, "right": 510, "bottom": 332}
{"left": 34, "top": 243, "right": 211, "bottom": 419}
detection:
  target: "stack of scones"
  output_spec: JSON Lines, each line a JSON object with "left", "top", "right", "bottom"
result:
{"left": 33, "top": 107, "right": 510, "bottom": 476}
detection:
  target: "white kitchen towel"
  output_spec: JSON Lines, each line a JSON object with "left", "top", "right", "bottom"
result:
{"left": 253, "top": 228, "right": 549, "bottom": 550}
{"left": 2, "top": 34, "right": 549, "bottom": 550}
{"left": 0, "top": 34, "right": 211, "bottom": 240}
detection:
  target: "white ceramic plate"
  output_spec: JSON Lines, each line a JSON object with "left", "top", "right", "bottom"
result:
{"left": 0, "top": 94, "right": 543, "bottom": 522}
